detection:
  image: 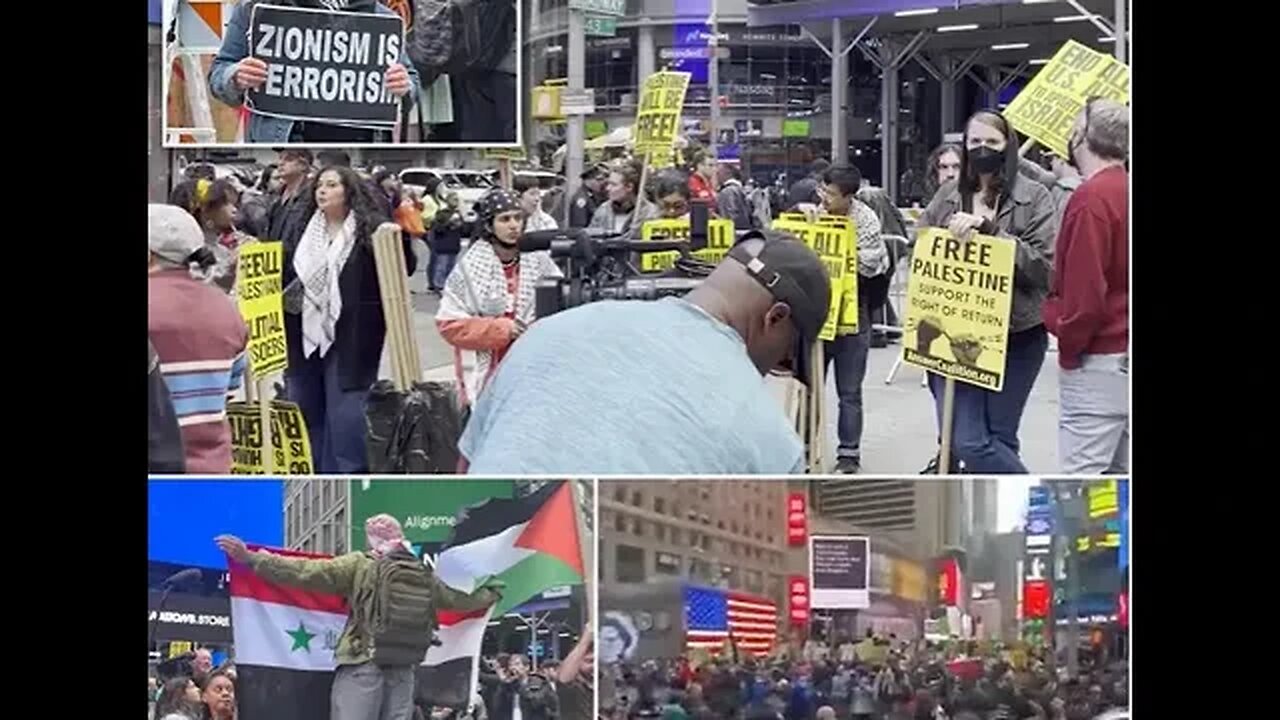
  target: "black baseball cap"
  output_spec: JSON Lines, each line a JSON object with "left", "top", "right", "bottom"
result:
{"left": 581, "top": 163, "right": 610, "bottom": 180}
{"left": 727, "top": 230, "right": 832, "bottom": 385}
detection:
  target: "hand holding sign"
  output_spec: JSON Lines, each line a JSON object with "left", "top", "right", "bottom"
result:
{"left": 385, "top": 62, "right": 410, "bottom": 97}
{"left": 947, "top": 212, "right": 986, "bottom": 243}
{"left": 234, "top": 57, "right": 270, "bottom": 91}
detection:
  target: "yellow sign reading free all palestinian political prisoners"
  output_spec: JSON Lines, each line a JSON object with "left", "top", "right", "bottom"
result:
{"left": 639, "top": 217, "right": 735, "bottom": 272}
{"left": 902, "top": 228, "right": 1015, "bottom": 391}
{"left": 235, "top": 242, "right": 288, "bottom": 377}
{"left": 1003, "top": 40, "right": 1130, "bottom": 158}
{"left": 633, "top": 71, "right": 691, "bottom": 153}
{"left": 770, "top": 215, "right": 847, "bottom": 341}
{"left": 227, "top": 400, "right": 314, "bottom": 475}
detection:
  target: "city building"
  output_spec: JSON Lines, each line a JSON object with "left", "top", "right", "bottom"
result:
{"left": 285, "top": 479, "right": 350, "bottom": 556}
{"left": 813, "top": 478, "right": 993, "bottom": 559}
{"left": 598, "top": 479, "right": 791, "bottom": 607}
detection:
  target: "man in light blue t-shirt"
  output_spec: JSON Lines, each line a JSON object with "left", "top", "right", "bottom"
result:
{"left": 457, "top": 233, "right": 832, "bottom": 474}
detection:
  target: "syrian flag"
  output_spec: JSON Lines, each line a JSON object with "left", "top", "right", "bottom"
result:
{"left": 229, "top": 546, "right": 349, "bottom": 720}
{"left": 418, "top": 481, "right": 586, "bottom": 708}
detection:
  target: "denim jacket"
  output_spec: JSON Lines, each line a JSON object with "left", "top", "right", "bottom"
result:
{"left": 208, "top": 1, "right": 421, "bottom": 143}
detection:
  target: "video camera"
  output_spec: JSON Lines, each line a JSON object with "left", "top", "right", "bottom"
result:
{"left": 526, "top": 202, "right": 729, "bottom": 319}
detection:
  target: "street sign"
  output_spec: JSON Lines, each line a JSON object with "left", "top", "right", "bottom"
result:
{"left": 660, "top": 46, "right": 731, "bottom": 60}
{"left": 583, "top": 14, "right": 616, "bottom": 37}
{"left": 559, "top": 88, "right": 597, "bottom": 115}
{"left": 568, "top": 0, "right": 625, "bottom": 16}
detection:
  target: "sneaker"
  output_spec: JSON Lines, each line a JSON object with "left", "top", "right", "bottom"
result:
{"left": 921, "top": 453, "right": 965, "bottom": 474}
{"left": 834, "top": 457, "right": 861, "bottom": 474}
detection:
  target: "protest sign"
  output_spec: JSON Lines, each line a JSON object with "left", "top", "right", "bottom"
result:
{"left": 247, "top": 4, "right": 405, "bottom": 127}
{"left": 633, "top": 72, "right": 690, "bottom": 153}
{"left": 771, "top": 214, "right": 848, "bottom": 341}
{"left": 639, "top": 218, "right": 734, "bottom": 272}
{"left": 227, "top": 400, "right": 314, "bottom": 474}
{"left": 815, "top": 215, "right": 859, "bottom": 335}
{"left": 482, "top": 147, "right": 528, "bottom": 161}
{"left": 1004, "top": 40, "right": 1130, "bottom": 157}
{"left": 902, "top": 228, "right": 1015, "bottom": 391}
{"left": 235, "top": 242, "right": 288, "bottom": 377}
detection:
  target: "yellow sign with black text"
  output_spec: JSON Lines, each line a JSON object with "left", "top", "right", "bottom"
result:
{"left": 816, "top": 215, "right": 860, "bottom": 335}
{"left": 235, "top": 242, "right": 288, "bottom": 377}
{"left": 1003, "top": 40, "right": 1130, "bottom": 158}
{"left": 902, "top": 228, "right": 1015, "bottom": 391}
{"left": 633, "top": 71, "right": 691, "bottom": 152}
{"left": 226, "top": 400, "right": 314, "bottom": 475}
{"left": 770, "top": 214, "right": 848, "bottom": 341}
{"left": 639, "top": 218, "right": 735, "bottom": 272}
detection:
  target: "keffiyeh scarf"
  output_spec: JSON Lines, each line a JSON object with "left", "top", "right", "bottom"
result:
{"left": 294, "top": 210, "right": 358, "bottom": 359}
{"left": 436, "top": 239, "right": 562, "bottom": 404}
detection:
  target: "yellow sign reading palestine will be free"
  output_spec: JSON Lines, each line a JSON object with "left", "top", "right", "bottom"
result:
{"left": 639, "top": 217, "right": 735, "bottom": 272}
{"left": 226, "top": 400, "right": 314, "bottom": 474}
{"left": 633, "top": 71, "right": 691, "bottom": 154}
{"left": 235, "top": 242, "right": 288, "bottom": 377}
{"left": 902, "top": 228, "right": 1016, "bottom": 392}
{"left": 1003, "top": 40, "right": 1130, "bottom": 158}
{"left": 770, "top": 214, "right": 850, "bottom": 341}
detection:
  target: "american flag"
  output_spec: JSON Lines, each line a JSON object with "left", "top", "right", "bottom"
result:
{"left": 684, "top": 585, "right": 778, "bottom": 655}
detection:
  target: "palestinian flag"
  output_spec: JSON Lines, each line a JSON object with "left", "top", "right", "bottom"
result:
{"left": 419, "top": 481, "right": 586, "bottom": 707}
{"left": 229, "top": 546, "right": 348, "bottom": 720}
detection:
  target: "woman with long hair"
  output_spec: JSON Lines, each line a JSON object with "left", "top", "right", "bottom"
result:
{"left": 435, "top": 187, "right": 562, "bottom": 409}
{"left": 916, "top": 110, "right": 1057, "bottom": 474}
{"left": 154, "top": 677, "right": 203, "bottom": 720}
{"left": 282, "top": 165, "right": 415, "bottom": 473}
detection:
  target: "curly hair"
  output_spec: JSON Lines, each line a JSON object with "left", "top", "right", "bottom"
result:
{"left": 169, "top": 178, "right": 239, "bottom": 228}
{"left": 302, "top": 165, "right": 389, "bottom": 243}
{"left": 925, "top": 143, "right": 963, "bottom": 200}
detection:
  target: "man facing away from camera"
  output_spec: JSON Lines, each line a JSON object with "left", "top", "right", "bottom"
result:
{"left": 455, "top": 233, "right": 832, "bottom": 475}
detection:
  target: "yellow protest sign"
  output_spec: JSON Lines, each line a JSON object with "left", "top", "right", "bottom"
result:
{"left": 168, "top": 641, "right": 193, "bottom": 658}
{"left": 1004, "top": 40, "right": 1130, "bottom": 158}
{"left": 235, "top": 242, "right": 288, "bottom": 377}
{"left": 633, "top": 71, "right": 691, "bottom": 152}
{"left": 226, "top": 400, "right": 314, "bottom": 474}
{"left": 902, "top": 228, "right": 1016, "bottom": 391}
{"left": 639, "top": 217, "right": 735, "bottom": 272}
{"left": 772, "top": 214, "right": 848, "bottom": 341}
{"left": 816, "top": 215, "right": 860, "bottom": 335}
{"left": 531, "top": 85, "right": 563, "bottom": 120}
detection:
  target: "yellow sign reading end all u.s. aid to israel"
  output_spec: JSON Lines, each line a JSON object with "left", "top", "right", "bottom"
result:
{"left": 1003, "top": 39, "right": 1129, "bottom": 158}
{"left": 770, "top": 214, "right": 848, "bottom": 341}
{"left": 639, "top": 218, "right": 735, "bottom": 272}
{"left": 812, "top": 215, "right": 860, "bottom": 335}
{"left": 633, "top": 71, "right": 691, "bottom": 153}
{"left": 235, "top": 241, "right": 288, "bottom": 377}
{"left": 902, "top": 228, "right": 1015, "bottom": 392}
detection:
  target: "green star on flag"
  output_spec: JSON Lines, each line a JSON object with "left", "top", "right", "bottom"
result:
{"left": 285, "top": 621, "right": 316, "bottom": 652}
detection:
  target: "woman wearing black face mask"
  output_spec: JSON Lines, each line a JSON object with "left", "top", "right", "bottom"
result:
{"left": 435, "top": 187, "right": 563, "bottom": 409}
{"left": 916, "top": 110, "right": 1058, "bottom": 475}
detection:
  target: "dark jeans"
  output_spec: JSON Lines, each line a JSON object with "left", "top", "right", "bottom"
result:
{"left": 927, "top": 324, "right": 1048, "bottom": 473}
{"left": 432, "top": 252, "right": 458, "bottom": 290}
{"left": 823, "top": 303, "right": 873, "bottom": 460}
{"left": 285, "top": 348, "right": 369, "bottom": 474}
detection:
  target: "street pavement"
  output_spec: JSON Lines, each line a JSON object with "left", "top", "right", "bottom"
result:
{"left": 384, "top": 243, "right": 1062, "bottom": 475}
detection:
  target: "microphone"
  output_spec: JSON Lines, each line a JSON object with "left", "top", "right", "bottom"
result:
{"left": 163, "top": 568, "right": 202, "bottom": 587}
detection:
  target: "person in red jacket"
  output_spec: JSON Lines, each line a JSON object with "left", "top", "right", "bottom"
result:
{"left": 687, "top": 144, "right": 720, "bottom": 215}
{"left": 1042, "top": 98, "right": 1129, "bottom": 474}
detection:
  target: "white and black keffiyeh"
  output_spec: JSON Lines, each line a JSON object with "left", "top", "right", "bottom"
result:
{"left": 294, "top": 210, "right": 358, "bottom": 358}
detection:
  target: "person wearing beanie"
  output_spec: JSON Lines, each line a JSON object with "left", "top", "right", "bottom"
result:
{"left": 147, "top": 204, "right": 249, "bottom": 474}
{"left": 434, "top": 187, "right": 563, "bottom": 408}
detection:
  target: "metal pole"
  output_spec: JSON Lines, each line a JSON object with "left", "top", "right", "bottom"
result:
{"left": 708, "top": 0, "right": 720, "bottom": 159}
{"left": 880, "top": 59, "right": 893, "bottom": 193}
{"left": 566, "top": 11, "right": 585, "bottom": 206}
{"left": 940, "top": 77, "right": 956, "bottom": 139}
{"left": 1065, "top": 512, "right": 1080, "bottom": 679}
{"left": 831, "top": 20, "right": 847, "bottom": 164}
{"left": 1114, "top": 0, "right": 1127, "bottom": 63}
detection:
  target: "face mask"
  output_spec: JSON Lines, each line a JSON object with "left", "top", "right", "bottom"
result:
{"left": 969, "top": 146, "right": 1004, "bottom": 175}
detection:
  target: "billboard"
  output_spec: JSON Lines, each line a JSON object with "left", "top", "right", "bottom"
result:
{"left": 348, "top": 479, "right": 515, "bottom": 548}
{"left": 809, "top": 535, "right": 870, "bottom": 609}
{"left": 936, "top": 557, "right": 961, "bottom": 607}
{"left": 148, "top": 480, "right": 284, "bottom": 570}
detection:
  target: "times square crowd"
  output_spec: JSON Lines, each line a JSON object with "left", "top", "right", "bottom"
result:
{"left": 149, "top": 101, "right": 1128, "bottom": 477}
{"left": 148, "top": 642, "right": 592, "bottom": 720}
{"left": 601, "top": 634, "right": 1128, "bottom": 720}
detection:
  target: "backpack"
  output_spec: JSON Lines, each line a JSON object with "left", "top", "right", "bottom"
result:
{"left": 408, "top": 0, "right": 517, "bottom": 88}
{"left": 368, "top": 546, "right": 437, "bottom": 667}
